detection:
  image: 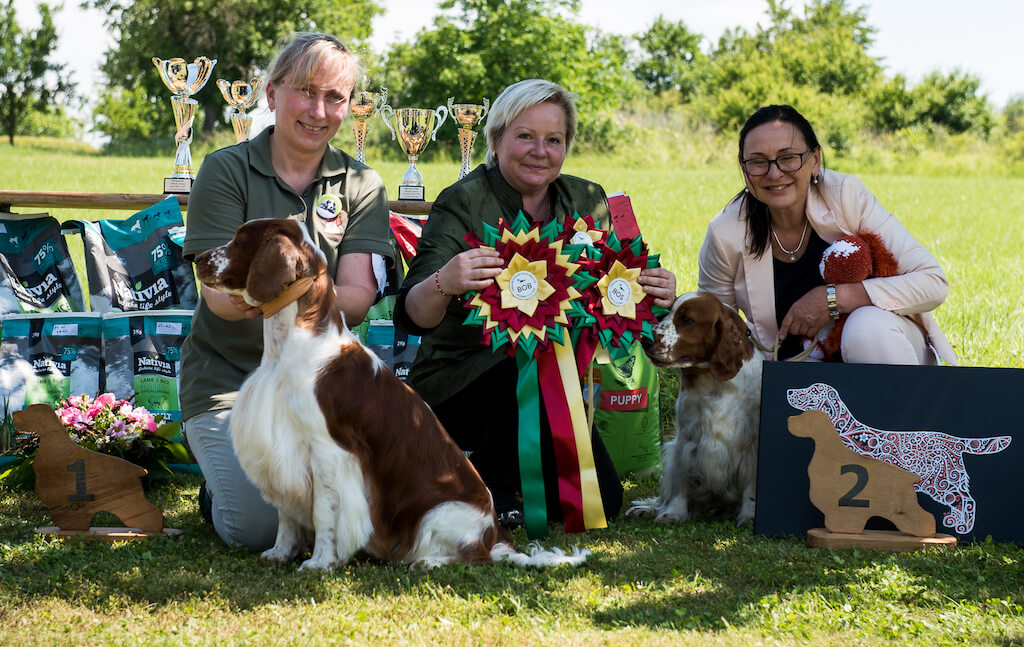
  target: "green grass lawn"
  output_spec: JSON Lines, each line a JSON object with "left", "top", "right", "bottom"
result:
{"left": 2, "top": 140, "right": 1024, "bottom": 646}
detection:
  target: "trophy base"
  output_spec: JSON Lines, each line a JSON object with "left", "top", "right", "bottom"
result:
{"left": 397, "top": 184, "right": 425, "bottom": 201}
{"left": 164, "top": 177, "right": 194, "bottom": 194}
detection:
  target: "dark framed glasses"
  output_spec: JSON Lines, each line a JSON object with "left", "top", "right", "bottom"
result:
{"left": 741, "top": 149, "right": 814, "bottom": 176}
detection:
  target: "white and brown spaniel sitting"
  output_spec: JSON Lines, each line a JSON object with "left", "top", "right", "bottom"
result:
{"left": 626, "top": 292, "right": 762, "bottom": 526}
{"left": 194, "top": 218, "right": 587, "bottom": 569}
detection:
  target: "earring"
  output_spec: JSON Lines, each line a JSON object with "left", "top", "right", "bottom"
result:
{"left": 812, "top": 174, "right": 820, "bottom": 185}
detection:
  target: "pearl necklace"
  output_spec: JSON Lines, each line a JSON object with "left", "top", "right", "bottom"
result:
{"left": 771, "top": 220, "right": 809, "bottom": 262}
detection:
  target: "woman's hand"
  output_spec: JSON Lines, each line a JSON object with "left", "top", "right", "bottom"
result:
{"left": 638, "top": 267, "right": 677, "bottom": 309}
{"left": 779, "top": 285, "right": 832, "bottom": 341}
{"left": 779, "top": 282, "right": 871, "bottom": 341}
{"left": 435, "top": 247, "right": 504, "bottom": 296}
{"left": 201, "top": 283, "right": 262, "bottom": 321}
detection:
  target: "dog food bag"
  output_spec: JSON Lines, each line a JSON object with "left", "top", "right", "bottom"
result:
{"left": 588, "top": 340, "right": 661, "bottom": 477}
{"left": 66, "top": 196, "right": 197, "bottom": 313}
{"left": 101, "top": 310, "right": 192, "bottom": 421}
{"left": 364, "top": 320, "right": 420, "bottom": 381}
{"left": 0, "top": 313, "right": 102, "bottom": 411}
{"left": 0, "top": 213, "right": 85, "bottom": 315}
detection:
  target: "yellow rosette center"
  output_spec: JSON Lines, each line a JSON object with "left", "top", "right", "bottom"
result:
{"left": 596, "top": 260, "right": 644, "bottom": 319}
{"left": 497, "top": 253, "right": 555, "bottom": 316}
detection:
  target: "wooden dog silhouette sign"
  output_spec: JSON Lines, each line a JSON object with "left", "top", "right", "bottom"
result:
{"left": 13, "top": 403, "right": 181, "bottom": 541}
{"left": 787, "top": 410, "right": 956, "bottom": 551}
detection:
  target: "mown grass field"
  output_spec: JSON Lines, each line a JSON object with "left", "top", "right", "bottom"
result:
{"left": 2, "top": 138, "right": 1024, "bottom": 646}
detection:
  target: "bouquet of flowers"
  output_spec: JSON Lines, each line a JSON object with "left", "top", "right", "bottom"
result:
{"left": 0, "top": 393, "right": 190, "bottom": 490}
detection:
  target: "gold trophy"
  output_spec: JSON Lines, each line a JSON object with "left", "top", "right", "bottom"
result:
{"left": 380, "top": 104, "right": 449, "bottom": 201}
{"left": 152, "top": 56, "right": 217, "bottom": 193}
{"left": 216, "top": 78, "right": 264, "bottom": 144}
{"left": 350, "top": 86, "right": 387, "bottom": 164}
{"left": 447, "top": 97, "right": 489, "bottom": 180}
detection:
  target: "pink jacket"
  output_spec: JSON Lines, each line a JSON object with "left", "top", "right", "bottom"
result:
{"left": 697, "top": 169, "right": 957, "bottom": 364}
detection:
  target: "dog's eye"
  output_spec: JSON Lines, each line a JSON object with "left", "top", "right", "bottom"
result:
{"left": 676, "top": 315, "right": 693, "bottom": 326}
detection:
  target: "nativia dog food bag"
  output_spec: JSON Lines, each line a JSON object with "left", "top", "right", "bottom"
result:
{"left": 0, "top": 213, "right": 85, "bottom": 315}
{"left": 0, "top": 313, "right": 102, "bottom": 411}
{"left": 67, "top": 196, "right": 197, "bottom": 313}
{"left": 587, "top": 340, "right": 661, "bottom": 477}
{"left": 101, "top": 310, "right": 192, "bottom": 421}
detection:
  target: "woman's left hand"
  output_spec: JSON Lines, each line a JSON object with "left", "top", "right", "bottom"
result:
{"left": 638, "top": 267, "right": 677, "bottom": 309}
{"left": 779, "top": 285, "right": 832, "bottom": 340}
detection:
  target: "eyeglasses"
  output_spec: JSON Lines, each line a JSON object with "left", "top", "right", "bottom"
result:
{"left": 741, "top": 149, "right": 814, "bottom": 176}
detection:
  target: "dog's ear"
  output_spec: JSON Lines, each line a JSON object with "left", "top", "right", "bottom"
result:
{"left": 709, "top": 306, "right": 750, "bottom": 381}
{"left": 245, "top": 233, "right": 300, "bottom": 303}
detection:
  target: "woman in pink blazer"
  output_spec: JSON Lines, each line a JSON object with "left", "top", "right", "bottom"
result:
{"left": 698, "top": 104, "right": 956, "bottom": 365}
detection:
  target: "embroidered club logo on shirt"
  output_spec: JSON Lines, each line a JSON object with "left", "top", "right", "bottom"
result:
{"left": 316, "top": 194, "right": 348, "bottom": 236}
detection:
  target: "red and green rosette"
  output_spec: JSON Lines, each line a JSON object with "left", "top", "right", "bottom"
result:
{"left": 459, "top": 211, "right": 669, "bottom": 539}
{"left": 578, "top": 227, "right": 670, "bottom": 357}
{"left": 462, "top": 212, "right": 606, "bottom": 538}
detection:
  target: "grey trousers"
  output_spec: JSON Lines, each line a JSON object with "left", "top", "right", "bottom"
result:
{"left": 183, "top": 409, "right": 278, "bottom": 551}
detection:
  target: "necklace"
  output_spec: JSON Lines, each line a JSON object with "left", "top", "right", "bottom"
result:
{"left": 771, "top": 220, "right": 809, "bottom": 262}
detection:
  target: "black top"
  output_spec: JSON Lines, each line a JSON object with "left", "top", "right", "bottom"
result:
{"left": 773, "top": 229, "right": 828, "bottom": 360}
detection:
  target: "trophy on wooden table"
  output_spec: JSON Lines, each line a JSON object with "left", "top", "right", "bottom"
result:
{"left": 152, "top": 56, "right": 217, "bottom": 194}
{"left": 350, "top": 86, "right": 387, "bottom": 164}
{"left": 380, "top": 104, "right": 449, "bottom": 201}
{"left": 447, "top": 97, "right": 489, "bottom": 180}
{"left": 216, "top": 78, "right": 264, "bottom": 144}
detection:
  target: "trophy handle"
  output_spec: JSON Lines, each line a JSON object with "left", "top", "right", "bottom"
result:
{"left": 378, "top": 104, "right": 396, "bottom": 141}
{"left": 431, "top": 106, "right": 449, "bottom": 141}
{"left": 480, "top": 97, "right": 490, "bottom": 122}
{"left": 377, "top": 87, "right": 388, "bottom": 115}
{"left": 446, "top": 97, "right": 455, "bottom": 113}
{"left": 152, "top": 58, "right": 179, "bottom": 94}
{"left": 216, "top": 79, "right": 234, "bottom": 105}
{"left": 244, "top": 78, "right": 264, "bottom": 111}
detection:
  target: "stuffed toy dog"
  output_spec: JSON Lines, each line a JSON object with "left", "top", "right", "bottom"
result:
{"left": 814, "top": 232, "right": 898, "bottom": 362}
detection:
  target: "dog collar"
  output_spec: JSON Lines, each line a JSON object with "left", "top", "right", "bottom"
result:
{"left": 260, "top": 273, "right": 323, "bottom": 317}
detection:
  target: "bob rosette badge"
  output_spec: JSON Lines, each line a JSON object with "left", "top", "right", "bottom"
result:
{"left": 582, "top": 230, "right": 669, "bottom": 353}
{"left": 462, "top": 212, "right": 590, "bottom": 358}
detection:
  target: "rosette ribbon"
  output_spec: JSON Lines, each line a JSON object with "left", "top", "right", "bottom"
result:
{"left": 463, "top": 212, "right": 606, "bottom": 538}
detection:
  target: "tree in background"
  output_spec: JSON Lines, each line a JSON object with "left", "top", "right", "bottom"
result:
{"left": 0, "top": 0, "right": 75, "bottom": 145}
{"left": 87, "top": 0, "right": 383, "bottom": 141}
{"left": 632, "top": 16, "right": 708, "bottom": 98}
{"left": 381, "top": 0, "right": 642, "bottom": 151}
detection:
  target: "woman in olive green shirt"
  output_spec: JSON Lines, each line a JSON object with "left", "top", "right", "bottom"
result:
{"left": 180, "top": 33, "right": 393, "bottom": 551}
{"left": 394, "top": 79, "right": 677, "bottom": 528}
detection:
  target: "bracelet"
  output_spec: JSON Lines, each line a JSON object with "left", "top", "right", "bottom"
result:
{"left": 826, "top": 284, "right": 840, "bottom": 320}
{"left": 433, "top": 269, "right": 452, "bottom": 298}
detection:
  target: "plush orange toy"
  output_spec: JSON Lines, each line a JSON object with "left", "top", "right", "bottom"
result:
{"left": 817, "top": 232, "right": 898, "bottom": 362}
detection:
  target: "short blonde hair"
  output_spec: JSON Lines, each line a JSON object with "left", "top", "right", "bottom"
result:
{"left": 484, "top": 79, "right": 578, "bottom": 168}
{"left": 267, "top": 32, "right": 360, "bottom": 100}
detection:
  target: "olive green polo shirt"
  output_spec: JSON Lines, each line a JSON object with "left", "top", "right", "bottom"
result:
{"left": 179, "top": 127, "right": 394, "bottom": 419}
{"left": 394, "top": 164, "right": 611, "bottom": 407}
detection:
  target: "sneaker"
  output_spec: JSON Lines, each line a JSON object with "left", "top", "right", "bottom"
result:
{"left": 496, "top": 507, "right": 525, "bottom": 530}
{"left": 198, "top": 480, "right": 213, "bottom": 524}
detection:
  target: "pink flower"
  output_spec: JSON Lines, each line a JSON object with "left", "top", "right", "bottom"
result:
{"left": 94, "top": 393, "right": 116, "bottom": 407}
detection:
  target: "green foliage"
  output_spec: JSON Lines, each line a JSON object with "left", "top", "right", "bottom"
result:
{"left": 632, "top": 17, "right": 708, "bottom": 97}
{"left": 0, "top": 1, "right": 75, "bottom": 145}
{"left": 1004, "top": 95, "right": 1024, "bottom": 134}
{"left": 911, "top": 70, "right": 994, "bottom": 136}
{"left": 85, "top": 0, "right": 384, "bottom": 142}
{"left": 381, "top": 0, "right": 643, "bottom": 153}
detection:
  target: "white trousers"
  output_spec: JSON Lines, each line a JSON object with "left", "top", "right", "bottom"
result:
{"left": 840, "top": 305, "right": 937, "bottom": 365}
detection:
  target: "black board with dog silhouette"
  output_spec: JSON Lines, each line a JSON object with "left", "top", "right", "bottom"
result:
{"left": 755, "top": 361, "right": 1024, "bottom": 544}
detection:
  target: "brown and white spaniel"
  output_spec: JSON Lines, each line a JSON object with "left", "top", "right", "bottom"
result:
{"left": 626, "top": 292, "right": 763, "bottom": 526}
{"left": 194, "top": 218, "right": 587, "bottom": 569}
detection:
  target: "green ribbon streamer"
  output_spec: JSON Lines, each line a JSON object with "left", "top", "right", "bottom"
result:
{"left": 515, "top": 353, "right": 548, "bottom": 539}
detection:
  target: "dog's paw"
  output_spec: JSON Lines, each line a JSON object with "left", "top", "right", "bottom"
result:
{"left": 298, "top": 556, "right": 339, "bottom": 571}
{"left": 260, "top": 544, "right": 299, "bottom": 564}
{"left": 625, "top": 497, "right": 659, "bottom": 518}
{"left": 654, "top": 510, "right": 689, "bottom": 524}
{"left": 736, "top": 498, "right": 756, "bottom": 526}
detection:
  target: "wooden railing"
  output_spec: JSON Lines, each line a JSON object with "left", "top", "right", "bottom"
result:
{"left": 0, "top": 190, "right": 433, "bottom": 216}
